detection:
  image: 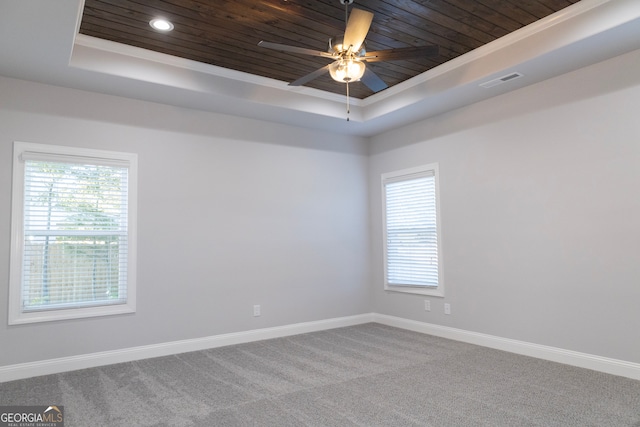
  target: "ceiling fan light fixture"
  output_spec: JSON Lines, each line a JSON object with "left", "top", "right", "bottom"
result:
{"left": 329, "top": 58, "right": 365, "bottom": 83}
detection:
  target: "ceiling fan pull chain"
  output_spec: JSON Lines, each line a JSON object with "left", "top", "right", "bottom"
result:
{"left": 346, "top": 81, "right": 350, "bottom": 121}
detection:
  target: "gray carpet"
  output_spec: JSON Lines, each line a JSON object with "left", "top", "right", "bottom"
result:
{"left": 1, "top": 323, "right": 639, "bottom": 426}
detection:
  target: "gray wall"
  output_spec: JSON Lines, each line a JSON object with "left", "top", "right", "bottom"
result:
{"left": 369, "top": 49, "right": 640, "bottom": 363}
{"left": 0, "top": 77, "right": 371, "bottom": 366}
{"left": 2, "top": 48, "right": 639, "bottom": 369}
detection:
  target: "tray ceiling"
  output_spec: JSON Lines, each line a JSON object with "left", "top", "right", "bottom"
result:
{"left": 79, "top": 0, "right": 580, "bottom": 100}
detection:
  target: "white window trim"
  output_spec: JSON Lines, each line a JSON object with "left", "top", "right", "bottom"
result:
{"left": 381, "top": 163, "right": 444, "bottom": 297}
{"left": 9, "top": 142, "right": 138, "bottom": 325}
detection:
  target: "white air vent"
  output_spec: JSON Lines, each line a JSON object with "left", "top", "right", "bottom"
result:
{"left": 479, "top": 72, "right": 524, "bottom": 88}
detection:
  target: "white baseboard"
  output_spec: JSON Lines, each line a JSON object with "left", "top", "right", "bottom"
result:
{"left": 0, "top": 313, "right": 374, "bottom": 383}
{"left": 2, "top": 312, "right": 639, "bottom": 383}
{"left": 373, "top": 313, "right": 640, "bottom": 381}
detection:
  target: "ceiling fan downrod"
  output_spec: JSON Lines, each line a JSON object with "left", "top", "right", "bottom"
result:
{"left": 341, "top": 0, "right": 353, "bottom": 32}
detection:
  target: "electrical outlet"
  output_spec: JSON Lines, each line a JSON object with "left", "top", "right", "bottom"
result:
{"left": 444, "top": 303, "right": 451, "bottom": 315}
{"left": 253, "top": 304, "right": 261, "bottom": 317}
{"left": 424, "top": 300, "right": 431, "bottom": 311}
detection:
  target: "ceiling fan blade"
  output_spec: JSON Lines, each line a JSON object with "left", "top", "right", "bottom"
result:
{"left": 258, "top": 41, "right": 334, "bottom": 58}
{"left": 289, "top": 63, "right": 334, "bottom": 86}
{"left": 360, "top": 67, "right": 388, "bottom": 93}
{"left": 343, "top": 8, "right": 373, "bottom": 52}
{"left": 364, "top": 45, "right": 439, "bottom": 62}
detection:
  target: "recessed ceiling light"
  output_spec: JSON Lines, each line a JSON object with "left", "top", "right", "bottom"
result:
{"left": 149, "top": 18, "right": 174, "bottom": 32}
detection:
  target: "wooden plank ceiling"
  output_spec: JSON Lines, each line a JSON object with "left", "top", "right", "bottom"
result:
{"left": 79, "top": 0, "right": 580, "bottom": 99}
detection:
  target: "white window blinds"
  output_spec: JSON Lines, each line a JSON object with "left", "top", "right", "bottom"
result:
{"left": 383, "top": 166, "right": 440, "bottom": 291}
{"left": 21, "top": 158, "right": 130, "bottom": 311}
{"left": 9, "top": 142, "right": 137, "bottom": 324}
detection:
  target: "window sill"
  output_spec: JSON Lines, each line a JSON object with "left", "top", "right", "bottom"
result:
{"left": 384, "top": 285, "right": 444, "bottom": 298}
{"left": 8, "top": 303, "right": 135, "bottom": 325}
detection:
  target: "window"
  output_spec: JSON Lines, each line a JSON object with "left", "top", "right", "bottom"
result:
{"left": 9, "top": 142, "right": 137, "bottom": 324}
{"left": 382, "top": 163, "right": 443, "bottom": 296}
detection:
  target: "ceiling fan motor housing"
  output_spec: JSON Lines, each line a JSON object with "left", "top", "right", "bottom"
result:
{"left": 328, "top": 36, "right": 366, "bottom": 57}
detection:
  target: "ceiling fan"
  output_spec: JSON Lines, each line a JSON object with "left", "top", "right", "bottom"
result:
{"left": 258, "top": 0, "right": 439, "bottom": 119}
